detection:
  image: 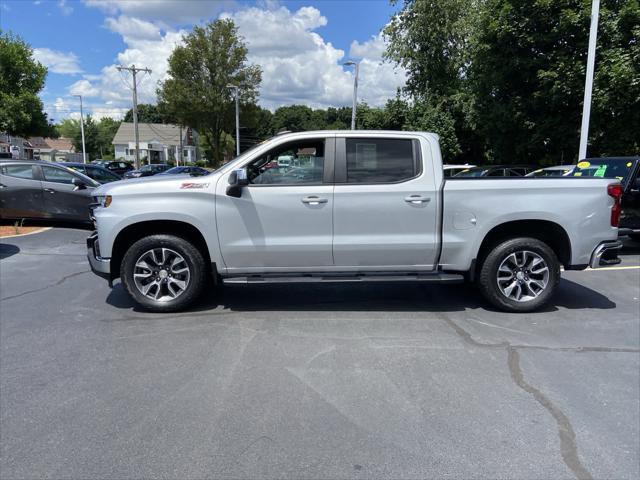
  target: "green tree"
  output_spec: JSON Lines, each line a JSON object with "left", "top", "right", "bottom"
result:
{"left": 96, "top": 117, "right": 121, "bottom": 158}
{"left": 123, "top": 104, "right": 172, "bottom": 124}
{"left": 158, "top": 19, "right": 262, "bottom": 166}
{"left": 0, "top": 31, "right": 56, "bottom": 137}
{"left": 71, "top": 115, "right": 100, "bottom": 161}
{"left": 56, "top": 118, "right": 79, "bottom": 139}
{"left": 473, "top": 0, "right": 640, "bottom": 164}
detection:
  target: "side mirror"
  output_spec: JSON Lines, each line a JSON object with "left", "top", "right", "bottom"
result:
{"left": 226, "top": 168, "right": 248, "bottom": 197}
{"left": 72, "top": 177, "right": 87, "bottom": 191}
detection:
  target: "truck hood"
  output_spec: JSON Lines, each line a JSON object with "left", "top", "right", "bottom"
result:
{"left": 93, "top": 173, "right": 216, "bottom": 196}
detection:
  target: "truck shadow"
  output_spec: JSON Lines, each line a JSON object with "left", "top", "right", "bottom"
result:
{"left": 105, "top": 278, "right": 615, "bottom": 314}
{"left": 0, "top": 243, "right": 20, "bottom": 260}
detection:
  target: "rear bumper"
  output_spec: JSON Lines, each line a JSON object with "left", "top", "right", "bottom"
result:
{"left": 87, "top": 231, "right": 111, "bottom": 283}
{"left": 589, "top": 240, "right": 623, "bottom": 269}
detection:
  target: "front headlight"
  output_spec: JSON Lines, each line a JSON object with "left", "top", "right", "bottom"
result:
{"left": 94, "top": 195, "right": 112, "bottom": 208}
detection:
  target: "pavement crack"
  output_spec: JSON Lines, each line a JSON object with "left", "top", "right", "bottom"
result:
{"left": 0, "top": 270, "right": 90, "bottom": 302}
{"left": 507, "top": 346, "right": 594, "bottom": 480}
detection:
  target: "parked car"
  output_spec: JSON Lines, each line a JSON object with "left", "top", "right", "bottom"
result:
{"left": 88, "top": 131, "right": 622, "bottom": 313}
{"left": 60, "top": 162, "right": 122, "bottom": 184}
{"left": 123, "top": 163, "right": 171, "bottom": 179}
{"left": 454, "top": 165, "right": 537, "bottom": 177}
{"left": 443, "top": 164, "right": 477, "bottom": 177}
{"left": 568, "top": 157, "right": 640, "bottom": 241}
{"left": 0, "top": 160, "right": 98, "bottom": 223}
{"left": 525, "top": 165, "right": 575, "bottom": 177}
{"left": 91, "top": 160, "right": 134, "bottom": 176}
{"left": 157, "top": 166, "right": 210, "bottom": 176}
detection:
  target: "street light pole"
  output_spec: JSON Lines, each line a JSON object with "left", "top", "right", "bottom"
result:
{"left": 344, "top": 60, "right": 360, "bottom": 130}
{"left": 578, "top": 0, "right": 600, "bottom": 161}
{"left": 227, "top": 85, "right": 240, "bottom": 156}
{"left": 74, "top": 94, "right": 86, "bottom": 164}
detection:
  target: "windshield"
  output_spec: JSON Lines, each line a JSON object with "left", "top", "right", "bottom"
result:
{"left": 570, "top": 158, "right": 638, "bottom": 186}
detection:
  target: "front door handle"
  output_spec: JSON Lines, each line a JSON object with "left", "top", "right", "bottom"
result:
{"left": 44, "top": 188, "right": 56, "bottom": 194}
{"left": 301, "top": 196, "right": 328, "bottom": 205}
{"left": 404, "top": 195, "right": 431, "bottom": 204}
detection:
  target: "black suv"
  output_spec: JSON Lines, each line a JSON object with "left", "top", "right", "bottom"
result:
{"left": 91, "top": 160, "right": 134, "bottom": 176}
{"left": 60, "top": 162, "right": 121, "bottom": 184}
{"left": 123, "top": 163, "right": 171, "bottom": 179}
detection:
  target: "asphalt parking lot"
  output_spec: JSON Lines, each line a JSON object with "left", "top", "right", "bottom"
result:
{"left": 1, "top": 227, "right": 639, "bottom": 480}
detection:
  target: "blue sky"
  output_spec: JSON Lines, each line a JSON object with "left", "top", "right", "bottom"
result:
{"left": 0, "top": 0, "right": 405, "bottom": 122}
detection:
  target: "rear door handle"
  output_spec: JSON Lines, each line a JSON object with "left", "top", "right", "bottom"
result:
{"left": 301, "top": 196, "right": 328, "bottom": 205}
{"left": 44, "top": 188, "right": 56, "bottom": 194}
{"left": 404, "top": 195, "right": 431, "bottom": 204}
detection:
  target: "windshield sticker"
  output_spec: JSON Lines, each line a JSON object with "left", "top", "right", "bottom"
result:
{"left": 594, "top": 165, "right": 607, "bottom": 177}
{"left": 180, "top": 182, "right": 209, "bottom": 189}
{"left": 627, "top": 162, "right": 633, "bottom": 168}
{"left": 577, "top": 161, "right": 590, "bottom": 169}
{"left": 616, "top": 176, "right": 624, "bottom": 181}
{"left": 574, "top": 172, "right": 582, "bottom": 176}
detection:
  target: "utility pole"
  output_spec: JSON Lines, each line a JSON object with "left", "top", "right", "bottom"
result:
{"left": 227, "top": 85, "right": 240, "bottom": 156}
{"left": 344, "top": 60, "right": 360, "bottom": 130}
{"left": 117, "top": 64, "right": 152, "bottom": 169}
{"left": 578, "top": 0, "right": 600, "bottom": 161}
{"left": 74, "top": 94, "right": 86, "bottom": 163}
{"left": 179, "top": 125, "right": 183, "bottom": 166}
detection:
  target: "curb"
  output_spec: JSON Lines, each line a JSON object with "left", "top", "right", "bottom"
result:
{"left": 0, "top": 227, "right": 52, "bottom": 240}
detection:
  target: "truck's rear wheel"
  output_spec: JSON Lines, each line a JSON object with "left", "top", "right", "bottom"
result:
{"left": 478, "top": 237, "right": 560, "bottom": 312}
{"left": 121, "top": 234, "right": 206, "bottom": 312}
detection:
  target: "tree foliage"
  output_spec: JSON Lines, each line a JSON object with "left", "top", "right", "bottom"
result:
{"left": 157, "top": 19, "right": 262, "bottom": 166}
{"left": 384, "top": 0, "right": 639, "bottom": 164}
{"left": 123, "top": 103, "right": 175, "bottom": 124}
{"left": 58, "top": 117, "right": 121, "bottom": 160}
{"left": 0, "top": 31, "right": 56, "bottom": 138}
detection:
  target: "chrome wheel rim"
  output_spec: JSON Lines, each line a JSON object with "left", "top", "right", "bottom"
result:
{"left": 497, "top": 250, "right": 549, "bottom": 302}
{"left": 133, "top": 248, "right": 190, "bottom": 302}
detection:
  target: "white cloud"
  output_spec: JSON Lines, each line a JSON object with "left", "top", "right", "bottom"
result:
{"left": 33, "top": 48, "right": 82, "bottom": 74}
{"left": 61, "top": 4, "right": 405, "bottom": 117}
{"left": 83, "top": 0, "right": 236, "bottom": 24}
{"left": 68, "top": 79, "right": 100, "bottom": 97}
{"left": 58, "top": 0, "right": 73, "bottom": 16}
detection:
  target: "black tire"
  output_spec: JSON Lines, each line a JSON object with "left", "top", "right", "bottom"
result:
{"left": 478, "top": 237, "right": 560, "bottom": 313}
{"left": 121, "top": 234, "right": 207, "bottom": 312}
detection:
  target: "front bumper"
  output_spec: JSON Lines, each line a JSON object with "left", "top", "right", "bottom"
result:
{"left": 87, "top": 231, "right": 112, "bottom": 284}
{"left": 589, "top": 240, "right": 623, "bottom": 269}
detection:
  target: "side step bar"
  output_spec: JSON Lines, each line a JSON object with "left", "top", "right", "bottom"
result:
{"left": 223, "top": 273, "right": 464, "bottom": 285}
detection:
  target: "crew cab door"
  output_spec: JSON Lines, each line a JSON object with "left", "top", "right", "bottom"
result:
{"left": 332, "top": 135, "right": 439, "bottom": 270}
{"left": 215, "top": 136, "right": 335, "bottom": 272}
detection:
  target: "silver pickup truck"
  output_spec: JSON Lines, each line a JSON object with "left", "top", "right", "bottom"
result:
{"left": 87, "top": 131, "right": 623, "bottom": 313}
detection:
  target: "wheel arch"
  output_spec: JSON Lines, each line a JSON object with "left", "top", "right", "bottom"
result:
{"left": 474, "top": 219, "right": 572, "bottom": 277}
{"left": 110, "top": 220, "right": 213, "bottom": 279}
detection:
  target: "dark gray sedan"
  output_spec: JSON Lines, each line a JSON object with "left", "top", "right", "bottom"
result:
{"left": 0, "top": 160, "right": 98, "bottom": 224}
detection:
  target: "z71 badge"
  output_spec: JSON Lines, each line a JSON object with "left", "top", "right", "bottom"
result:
{"left": 180, "top": 182, "right": 209, "bottom": 189}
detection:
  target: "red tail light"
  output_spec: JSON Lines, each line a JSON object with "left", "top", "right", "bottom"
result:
{"left": 607, "top": 184, "right": 623, "bottom": 227}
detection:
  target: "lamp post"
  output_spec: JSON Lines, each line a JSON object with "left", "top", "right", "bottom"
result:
{"left": 578, "top": 0, "right": 600, "bottom": 161}
{"left": 74, "top": 95, "right": 86, "bottom": 164}
{"left": 227, "top": 84, "right": 240, "bottom": 156}
{"left": 343, "top": 60, "right": 360, "bottom": 130}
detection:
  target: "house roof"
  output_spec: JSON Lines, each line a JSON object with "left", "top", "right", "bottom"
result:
{"left": 27, "top": 137, "right": 74, "bottom": 151}
{"left": 112, "top": 122, "right": 187, "bottom": 146}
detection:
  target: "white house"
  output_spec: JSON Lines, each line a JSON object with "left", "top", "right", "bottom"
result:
{"left": 112, "top": 123, "right": 198, "bottom": 164}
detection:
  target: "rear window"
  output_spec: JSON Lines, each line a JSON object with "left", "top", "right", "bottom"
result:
{"left": 346, "top": 138, "right": 417, "bottom": 183}
{"left": 1, "top": 164, "right": 34, "bottom": 179}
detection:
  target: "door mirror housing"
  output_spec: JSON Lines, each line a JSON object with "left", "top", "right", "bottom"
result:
{"left": 226, "top": 168, "right": 248, "bottom": 197}
{"left": 72, "top": 177, "right": 87, "bottom": 191}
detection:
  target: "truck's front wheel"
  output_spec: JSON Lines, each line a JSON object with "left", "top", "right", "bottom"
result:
{"left": 121, "top": 234, "right": 206, "bottom": 312}
{"left": 478, "top": 237, "right": 560, "bottom": 313}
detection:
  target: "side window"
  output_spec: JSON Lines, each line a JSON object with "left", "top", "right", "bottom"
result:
{"left": 42, "top": 165, "right": 77, "bottom": 184}
{"left": 1, "top": 164, "right": 35, "bottom": 180}
{"left": 88, "top": 167, "right": 119, "bottom": 183}
{"left": 247, "top": 139, "right": 325, "bottom": 185}
{"left": 487, "top": 169, "right": 505, "bottom": 177}
{"left": 345, "top": 138, "right": 417, "bottom": 183}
